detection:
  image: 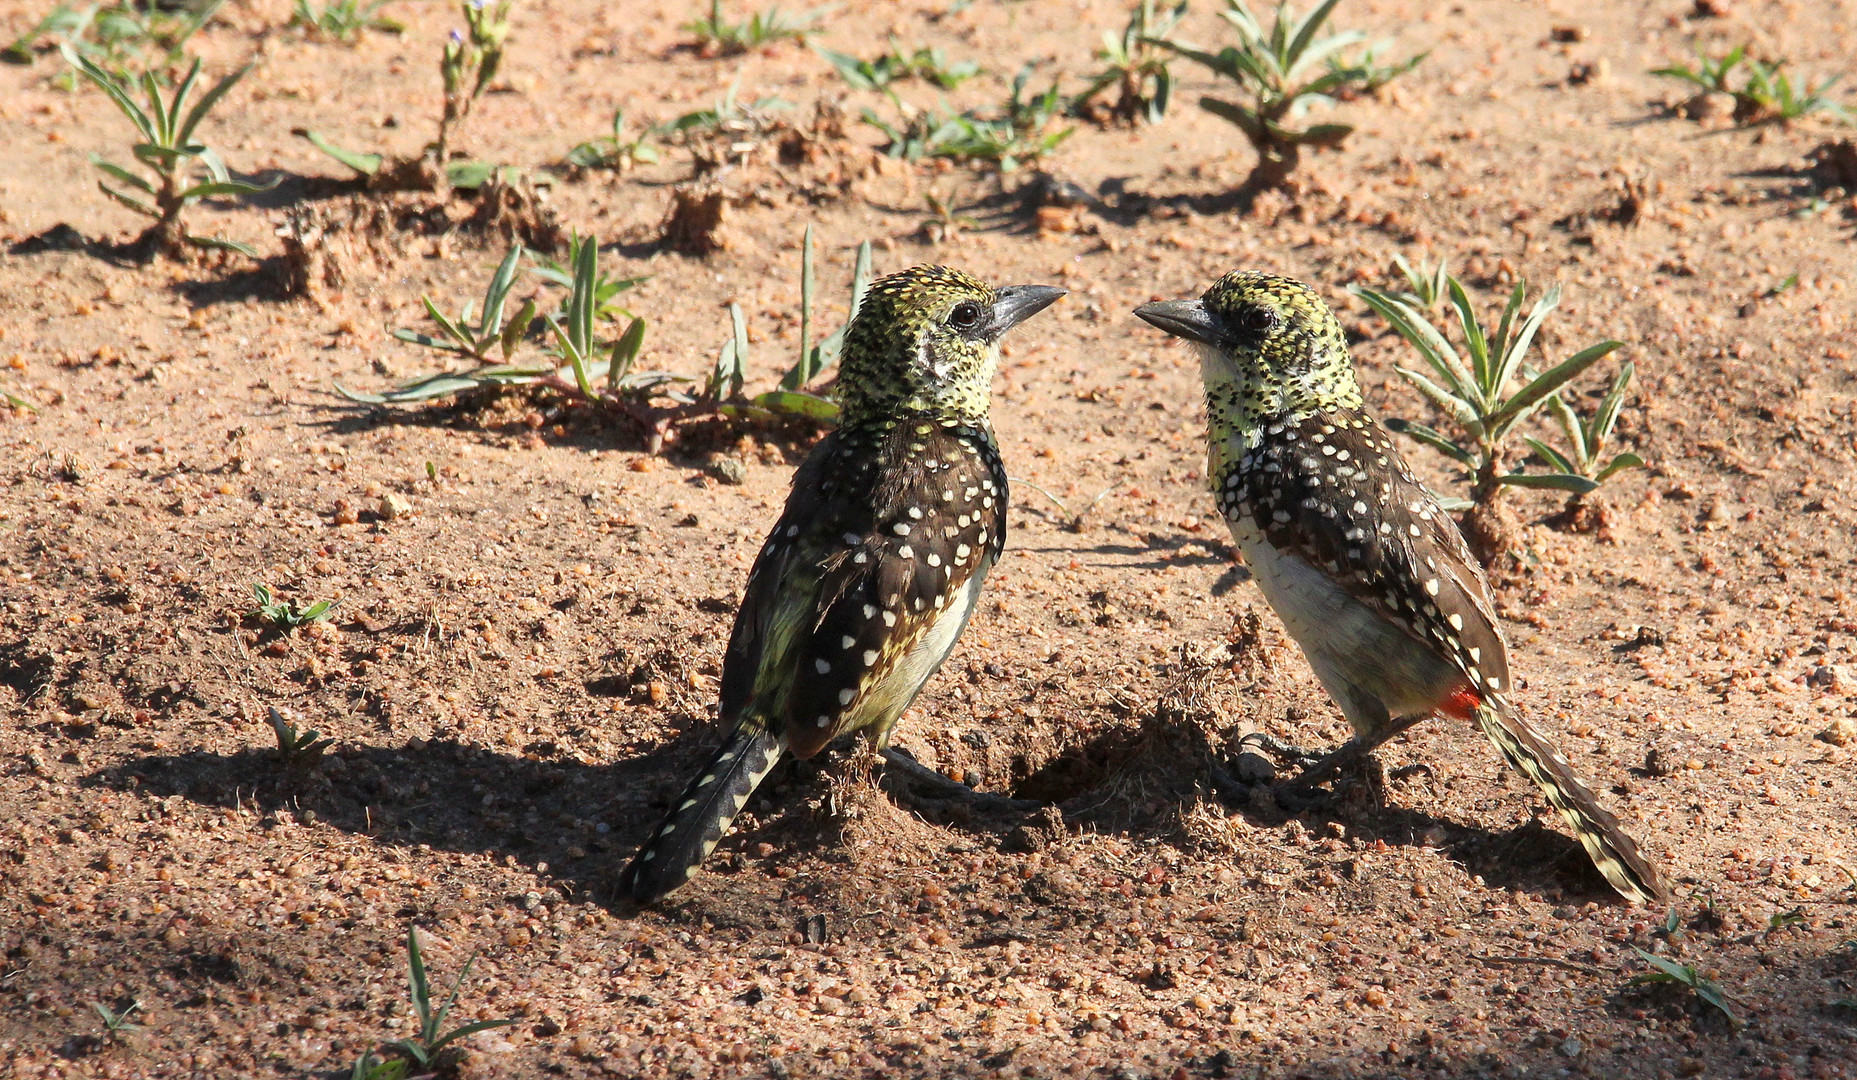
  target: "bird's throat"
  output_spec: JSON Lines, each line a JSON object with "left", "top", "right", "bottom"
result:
{"left": 1198, "top": 342, "right": 1363, "bottom": 492}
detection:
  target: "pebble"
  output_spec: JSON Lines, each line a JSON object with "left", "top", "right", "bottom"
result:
{"left": 380, "top": 493, "right": 412, "bottom": 520}
{"left": 1234, "top": 752, "right": 1276, "bottom": 785}
{"left": 1817, "top": 717, "right": 1857, "bottom": 748}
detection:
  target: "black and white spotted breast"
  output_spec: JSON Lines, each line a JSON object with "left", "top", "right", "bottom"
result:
{"left": 720, "top": 419, "right": 1007, "bottom": 759}
{"left": 1215, "top": 407, "right": 1510, "bottom": 695}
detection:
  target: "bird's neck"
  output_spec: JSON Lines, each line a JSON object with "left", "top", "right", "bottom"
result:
{"left": 836, "top": 402, "right": 991, "bottom": 439}
{"left": 1199, "top": 344, "right": 1364, "bottom": 486}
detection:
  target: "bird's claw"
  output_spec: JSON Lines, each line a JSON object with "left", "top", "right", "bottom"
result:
{"left": 1237, "top": 731, "right": 1323, "bottom": 766}
{"left": 878, "top": 747, "right": 1041, "bottom": 814}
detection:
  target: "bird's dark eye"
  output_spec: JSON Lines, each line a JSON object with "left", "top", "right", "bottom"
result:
{"left": 1240, "top": 307, "right": 1278, "bottom": 334}
{"left": 949, "top": 301, "right": 983, "bottom": 329}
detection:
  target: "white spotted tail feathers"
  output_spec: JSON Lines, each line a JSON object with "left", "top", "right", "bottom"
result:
{"left": 1473, "top": 694, "right": 1667, "bottom": 904}
{"left": 621, "top": 726, "right": 787, "bottom": 905}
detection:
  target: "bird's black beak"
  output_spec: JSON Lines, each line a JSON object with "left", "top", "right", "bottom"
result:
{"left": 1133, "top": 298, "right": 1223, "bottom": 347}
{"left": 990, "top": 285, "right": 1066, "bottom": 334}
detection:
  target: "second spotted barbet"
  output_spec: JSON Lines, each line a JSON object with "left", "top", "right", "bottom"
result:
{"left": 1136, "top": 271, "right": 1665, "bottom": 904}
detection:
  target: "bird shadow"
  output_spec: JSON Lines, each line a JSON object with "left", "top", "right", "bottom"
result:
{"left": 83, "top": 713, "right": 808, "bottom": 917}
{"left": 1012, "top": 705, "right": 1637, "bottom": 904}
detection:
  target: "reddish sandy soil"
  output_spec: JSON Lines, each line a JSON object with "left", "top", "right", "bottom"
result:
{"left": 3, "top": 0, "right": 1857, "bottom": 1077}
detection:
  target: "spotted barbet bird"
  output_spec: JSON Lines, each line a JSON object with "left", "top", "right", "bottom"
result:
{"left": 1134, "top": 271, "right": 1665, "bottom": 904}
{"left": 620, "top": 266, "right": 1064, "bottom": 904}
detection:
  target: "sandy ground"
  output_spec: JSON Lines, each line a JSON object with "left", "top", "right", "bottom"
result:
{"left": 3, "top": 0, "right": 1857, "bottom": 1077}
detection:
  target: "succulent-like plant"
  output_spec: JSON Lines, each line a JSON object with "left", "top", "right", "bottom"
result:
{"left": 1150, "top": 0, "right": 1423, "bottom": 187}
{"left": 1070, "top": 0, "right": 1189, "bottom": 125}
{"left": 1349, "top": 275, "right": 1626, "bottom": 506}
{"left": 63, "top": 46, "right": 275, "bottom": 258}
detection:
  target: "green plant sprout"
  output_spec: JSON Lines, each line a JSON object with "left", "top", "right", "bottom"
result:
{"left": 63, "top": 46, "right": 275, "bottom": 258}
{"left": 251, "top": 583, "right": 337, "bottom": 628}
{"left": 565, "top": 109, "right": 660, "bottom": 170}
{"left": 817, "top": 40, "right": 979, "bottom": 91}
{"left": 392, "top": 247, "right": 536, "bottom": 364}
{"left": 1654, "top": 46, "right": 1849, "bottom": 127}
{"left": 9, "top": 1, "right": 224, "bottom": 76}
{"left": 291, "top": 0, "right": 403, "bottom": 43}
{"left": 543, "top": 238, "right": 653, "bottom": 400}
{"left": 301, "top": 0, "right": 510, "bottom": 190}
{"left": 722, "top": 225, "right": 874, "bottom": 422}
{"left": 530, "top": 235, "right": 646, "bottom": 323}
{"left": 1528, "top": 360, "right": 1645, "bottom": 496}
{"left": 654, "top": 78, "right": 792, "bottom": 143}
{"left": 340, "top": 229, "right": 865, "bottom": 446}
{"left": 1766, "top": 907, "right": 1807, "bottom": 932}
{"left": 89, "top": 999, "right": 142, "bottom": 1043}
{"left": 339, "top": 238, "right": 670, "bottom": 407}
{"left": 864, "top": 65, "right": 1075, "bottom": 172}
{"left": 1070, "top": 0, "right": 1189, "bottom": 125}
{"left": 1349, "top": 274, "right": 1624, "bottom": 506}
{"left": 1627, "top": 946, "right": 1740, "bottom": 1026}
{"left": 1150, "top": 0, "right": 1424, "bottom": 187}
{"left": 1391, "top": 253, "right": 1449, "bottom": 311}
{"left": 268, "top": 707, "right": 335, "bottom": 769}
{"left": 373, "top": 927, "right": 516, "bottom": 1075}
{"left": 685, "top": 1, "right": 817, "bottom": 56}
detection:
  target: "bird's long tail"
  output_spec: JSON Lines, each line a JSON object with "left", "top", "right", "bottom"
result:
{"left": 621, "top": 725, "right": 786, "bottom": 904}
{"left": 1473, "top": 696, "right": 1667, "bottom": 904}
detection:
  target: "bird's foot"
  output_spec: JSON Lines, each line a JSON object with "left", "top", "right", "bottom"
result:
{"left": 879, "top": 747, "right": 1041, "bottom": 814}
{"left": 1208, "top": 734, "right": 1327, "bottom": 812}
{"left": 1287, "top": 739, "right": 1372, "bottom": 792}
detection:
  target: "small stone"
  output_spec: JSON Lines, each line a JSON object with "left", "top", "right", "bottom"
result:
{"left": 1816, "top": 717, "right": 1857, "bottom": 748}
{"left": 1808, "top": 664, "right": 1849, "bottom": 692}
{"left": 1558, "top": 1039, "right": 1583, "bottom": 1059}
{"left": 379, "top": 492, "right": 412, "bottom": 520}
{"left": 1234, "top": 752, "right": 1276, "bottom": 785}
{"left": 708, "top": 456, "right": 747, "bottom": 486}
{"left": 331, "top": 499, "right": 358, "bottom": 526}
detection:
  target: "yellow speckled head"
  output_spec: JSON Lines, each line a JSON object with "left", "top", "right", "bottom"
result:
{"left": 1135, "top": 270, "right": 1364, "bottom": 440}
{"left": 838, "top": 266, "right": 1063, "bottom": 425}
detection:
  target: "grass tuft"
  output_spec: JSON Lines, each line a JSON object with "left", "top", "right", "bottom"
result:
{"left": 1070, "top": 0, "right": 1189, "bottom": 125}
{"left": 1350, "top": 272, "right": 1637, "bottom": 506}
{"left": 62, "top": 46, "right": 276, "bottom": 259}
{"left": 1149, "top": 0, "right": 1424, "bottom": 187}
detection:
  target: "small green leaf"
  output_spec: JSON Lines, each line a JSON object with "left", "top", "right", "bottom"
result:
{"left": 608, "top": 316, "right": 645, "bottom": 393}
{"left": 1593, "top": 452, "right": 1645, "bottom": 483}
{"left": 1385, "top": 417, "right": 1475, "bottom": 465}
{"left": 1496, "top": 472, "right": 1600, "bottom": 494}
{"left": 751, "top": 389, "right": 840, "bottom": 420}
{"left": 89, "top": 156, "right": 155, "bottom": 193}
{"left": 185, "top": 234, "right": 260, "bottom": 257}
{"left": 1522, "top": 436, "right": 1578, "bottom": 476}
{"left": 301, "top": 130, "right": 383, "bottom": 175}
{"left": 500, "top": 299, "right": 535, "bottom": 360}
{"left": 175, "top": 178, "right": 276, "bottom": 201}
{"left": 1484, "top": 339, "right": 1622, "bottom": 440}
{"left": 97, "top": 181, "right": 160, "bottom": 218}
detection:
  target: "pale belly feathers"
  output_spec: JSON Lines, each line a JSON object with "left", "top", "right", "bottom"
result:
{"left": 1225, "top": 515, "right": 1461, "bottom": 735}
{"left": 847, "top": 556, "right": 993, "bottom": 747}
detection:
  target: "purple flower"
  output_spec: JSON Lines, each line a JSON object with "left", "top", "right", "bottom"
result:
{"left": 449, "top": 28, "right": 464, "bottom": 43}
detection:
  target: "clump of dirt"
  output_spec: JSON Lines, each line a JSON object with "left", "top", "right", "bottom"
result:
{"left": 661, "top": 176, "right": 736, "bottom": 255}
{"left": 462, "top": 174, "right": 566, "bottom": 253}
{"left": 1811, "top": 138, "right": 1857, "bottom": 189}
